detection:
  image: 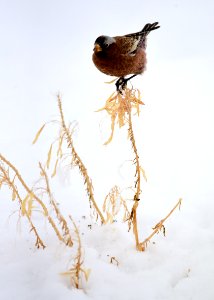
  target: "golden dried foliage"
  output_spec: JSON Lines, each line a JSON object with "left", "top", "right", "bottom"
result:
{"left": 103, "top": 185, "right": 130, "bottom": 223}
{"left": 97, "top": 87, "right": 144, "bottom": 145}
{"left": 39, "top": 163, "right": 73, "bottom": 247}
{"left": 61, "top": 216, "right": 91, "bottom": 289}
{"left": 0, "top": 153, "right": 89, "bottom": 288}
{"left": 0, "top": 153, "right": 46, "bottom": 248}
{"left": 98, "top": 86, "right": 182, "bottom": 251}
{"left": 0, "top": 85, "right": 183, "bottom": 291}
{"left": 97, "top": 87, "right": 145, "bottom": 250}
{"left": 33, "top": 95, "right": 105, "bottom": 224}
{"left": 0, "top": 153, "right": 73, "bottom": 249}
{"left": 57, "top": 95, "right": 104, "bottom": 224}
{"left": 32, "top": 124, "right": 46, "bottom": 144}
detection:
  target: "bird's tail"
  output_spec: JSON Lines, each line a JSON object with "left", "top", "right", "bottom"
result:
{"left": 125, "top": 22, "right": 160, "bottom": 48}
{"left": 141, "top": 22, "right": 160, "bottom": 35}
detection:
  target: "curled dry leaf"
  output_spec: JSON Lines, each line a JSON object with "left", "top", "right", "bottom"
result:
{"left": 97, "top": 87, "right": 144, "bottom": 145}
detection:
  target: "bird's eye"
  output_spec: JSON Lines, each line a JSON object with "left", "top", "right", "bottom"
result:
{"left": 104, "top": 43, "right": 109, "bottom": 48}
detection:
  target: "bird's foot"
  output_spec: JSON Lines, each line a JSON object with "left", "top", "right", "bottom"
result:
{"left": 115, "top": 77, "right": 128, "bottom": 93}
{"left": 115, "top": 75, "right": 137, "bottom": 93}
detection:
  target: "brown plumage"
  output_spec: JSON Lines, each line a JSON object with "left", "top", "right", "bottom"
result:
{"left": 92, "top": 22, "right": 160, "bottom": 91}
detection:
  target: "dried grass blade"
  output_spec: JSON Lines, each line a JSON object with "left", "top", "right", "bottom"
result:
{"left": 104, "top": 78, "right": 117, "bottom": 84}
{"left": 104, "top": 114, "right": 116, "bottom": 145}
{"left": 140, "top": 166, "right": 147, "bottom": 182}
{"left": 32, "top": 124, "right": 46, "bottom": 144}
{"left": 51, "top": 159, "right": 58, "bottom": 178}
{"left": 80, "top": 268, "right": 91, "bottom": 281}
{"left": 12, "top": 188, "right": 16, "bottom": 201}
{"left": 46, "top": 144, "right": 53, "bottom": 169}
{"left": 21, "top": 193, "right": 30, "bottom": 215}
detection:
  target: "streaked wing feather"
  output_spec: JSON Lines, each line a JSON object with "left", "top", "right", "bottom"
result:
{"left": 113, "top": 23, "right": 160, "bottom": 55}
{"left": 114, "top": 36, "right": 141, "bottom": 55}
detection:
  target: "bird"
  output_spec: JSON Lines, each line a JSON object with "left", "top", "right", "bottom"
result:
{"left": 92, "top": 22, "right": 160, "bottom": 92}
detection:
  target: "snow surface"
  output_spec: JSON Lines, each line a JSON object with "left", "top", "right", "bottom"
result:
{"left": 1, "top": 0, "right": 214, "bottom": 299}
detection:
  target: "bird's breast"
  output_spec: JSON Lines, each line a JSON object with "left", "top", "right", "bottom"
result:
{"left": 92, "top": 48, "right": 147, "bottom": 77}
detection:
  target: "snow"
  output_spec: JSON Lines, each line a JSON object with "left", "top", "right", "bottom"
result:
{"left": 1, "top": 0, "right": 214, "bottom": 299}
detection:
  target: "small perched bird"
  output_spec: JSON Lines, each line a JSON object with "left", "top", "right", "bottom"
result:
{"left": 92, "top": 22, "right": 160, "bottom": 91}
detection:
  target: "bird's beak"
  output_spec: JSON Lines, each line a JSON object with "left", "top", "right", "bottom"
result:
{"left": 93, "top": 43, "right": 102, "bottom": 52}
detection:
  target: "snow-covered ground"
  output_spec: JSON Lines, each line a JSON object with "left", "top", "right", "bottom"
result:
{"left": 0, "top": 1, "right": 214, "bottom": 299}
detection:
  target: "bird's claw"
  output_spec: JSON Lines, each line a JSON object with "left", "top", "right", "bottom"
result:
{"left": 115, "top": 77, "right": 128, "bottom": 94}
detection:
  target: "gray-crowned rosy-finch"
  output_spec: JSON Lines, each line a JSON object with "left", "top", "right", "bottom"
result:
{"left": 92, "top": 22, "right": 160, "bottom": 91}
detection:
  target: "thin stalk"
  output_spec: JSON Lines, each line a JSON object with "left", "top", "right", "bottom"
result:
{"left": 57, "top": 95, "right": 105, "bottom": 224}
{"left": 125, "top": 101, "right": 144, "bottom": 251}
{"left": 142, "top": 198, "right": 182, "bottom": 248}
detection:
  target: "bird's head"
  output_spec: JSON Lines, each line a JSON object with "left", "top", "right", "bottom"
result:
{"left": 93, "top": 35, "right": 116, "bottom": 53}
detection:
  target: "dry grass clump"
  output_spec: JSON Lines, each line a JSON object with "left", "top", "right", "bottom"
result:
{"left": 61, "top": 216, "right": 91, "bottom": 289}
{"left": 38, "top": 163, "right": 73, "bottom": 247}
{"left": 97, "top": 87, "right": 144, "bottom": 145}
{"left": 0, "top": 154, "right": 45, "bottom": 249}
{"left": 0, "top": 153, "right": 73, "bottom": 249}
{"left": 103, "top": 185, "right": 130, "bottom": 223}
{"left": 0, "top": 122, "right": 89, "bottom": 288}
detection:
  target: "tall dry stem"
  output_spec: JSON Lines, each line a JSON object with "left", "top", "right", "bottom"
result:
{"left": 126, "top": 103, "right": 143, "bottom": 251}
{"left": 98, "top": 87, "right": 145, "bottom": 250}
{"left": 57, "top": 95, "right": 105, "bottom": 224}
{"left": 98, "top": 85, "right": 182, "bottom": 250}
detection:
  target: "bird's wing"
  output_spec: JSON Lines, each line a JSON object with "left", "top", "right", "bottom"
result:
{"left": 114, "top": 35, "right": 141, "bottom": 55}
{"left": 123, "top": 23, "right": 160, "bottom": 53}
{"left": 114, "top": 23, "right": 160, "bottom": 55}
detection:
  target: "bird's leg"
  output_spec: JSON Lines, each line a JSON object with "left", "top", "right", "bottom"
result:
{"left": 125, "top": 74, "right": 137, "bottom": 81}
{"left": 115, "top": 75, "right": 137, "bottom": 93}
{"left": 115, "top": 77, "right": 125, "bottom": 93}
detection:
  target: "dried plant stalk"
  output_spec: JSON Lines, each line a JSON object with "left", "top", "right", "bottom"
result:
{"left": 57, "top": 95, "right": 105, "bottom": 224}
{"left": 39, "top": 163, "right": 73, "bottom": 247}
{"left": 61, "top": 215, "right": 90, "bottom": 289}
{"left": 141, "top": 198, "right": 182, "bottom": 249}
{"left": 98, "top": 87, "right": 144, "bottom": 250}
{"left": 126, "top": 99, "right": 143, "bottom": 251}
{"left": 99, "top": 85, "right": 182, "bottom": 251}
